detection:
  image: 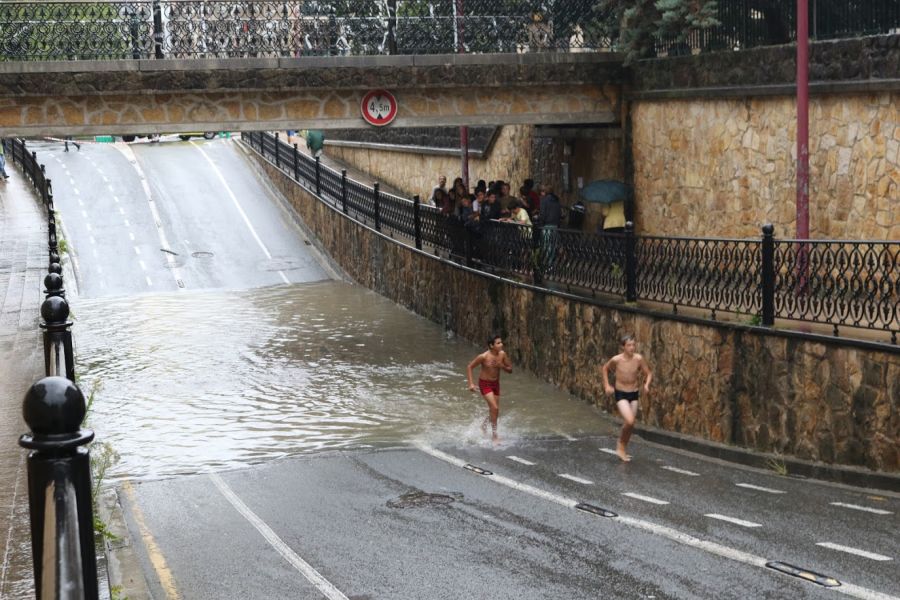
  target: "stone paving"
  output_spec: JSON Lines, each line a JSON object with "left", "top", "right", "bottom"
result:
{"left": 0, "top": 167, "right": 48, "bottom": 599}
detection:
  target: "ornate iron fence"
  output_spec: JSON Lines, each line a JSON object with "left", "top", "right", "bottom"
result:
{"left": 0, "top": 0, "right": 611, "bottom": 61}
{"left": 244, "top": 130, "right": 900, "bottom": 344}
{"left": 656, "top": 0, "right": 900, "bottom": 56}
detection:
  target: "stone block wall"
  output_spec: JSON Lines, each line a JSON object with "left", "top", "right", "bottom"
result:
{"left": 631, "top": 93, "right": 900, "bottom": 238}
{"left": 249, "top": 147, "right": 900, "bottom": 473}
{"left": 326, "top": 124, "right": 537, "bottom": 200}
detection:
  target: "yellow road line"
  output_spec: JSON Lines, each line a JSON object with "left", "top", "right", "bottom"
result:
{"left": 121, "top": 481, "right": 181, "bottom": 600}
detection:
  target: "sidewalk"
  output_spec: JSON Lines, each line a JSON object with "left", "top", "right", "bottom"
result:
{"left": 0, "top": 168, "right": 48, "bottom": 599}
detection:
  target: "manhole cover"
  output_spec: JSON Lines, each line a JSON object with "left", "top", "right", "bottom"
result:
{"left": 192, "top": 251, "right": 214, "bottom": 259}
{"left": 387, "top": 491, "right": 461, "bottom": 509}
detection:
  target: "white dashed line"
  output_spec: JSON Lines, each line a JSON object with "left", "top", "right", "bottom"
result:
{"left": 599, "top": 448, "right": 620, "bottom": 457}
{"left": 81, "top": 210, "right": 88, "bottom": 218}
{"left": 101, "top": 175, "right": 108, "bottom": 182}
{"left": 107, "top": 185, "right": 114, "bottom": 193}
{"left": 73, "top": 188, "right": 80, "bottom": 195}
{"left": 138, "top": 260, "right": 146, "bottom": 271}
{"left": 129, "top": 232, "right": 135, "bottom": 241}
{"left": 558, "top": 474, "right": 593, "bottom": 485}
{"left": 830, "top": 502, "right": 893, "bottom": 515}
{"left": 414, "top": 444, "right": 898, "bottom": 600}
{"left": 91, "top": 249, "right": 98, "bottom": 258}
{"left": 704, "top": 514, "right": 762, "bottom": 528}
{"left": 85, "top": 223, "right": 92, "bottom": 232}
{"left": 736, "top": 483, "right": 785, "bottom": 494}
{"left": 134, "top": 246, "right": 141, "bottom": 255}
{"left": 77, "top": 199, "right": 84, "bottom": 207}
{"left": 89, "top": 236, "right": 96, "bottom": 245}
{"left": 124, "top": 219, "right": 130, "bottom": 227}
{"left": 622, "top": 492, "right": 669, "bottom": 505}
{"left": 145, "top": 276, "right": 153, "bottom": 286}
{"left": 555, "top": 431, "right": 576, "bottom": 441}
{"left": 661, "top": 466, "right": 699, "bottom": 476}
{"left": 113, "top": 196, "right": 119, "bottom": 203}
{"left": 506, "top": 456, "right": 536, "bottom": 466}
{"left": 96, "top": 265, "right": 103, "bottom": 274}
{"left": 70, "top": 178, "right": 75, "bottom": 185}
{"left": 119, "top": 207, "right": 125, "bottom": 215}
{"left": 816, "top": 543, "right": 892, "bottom": 562}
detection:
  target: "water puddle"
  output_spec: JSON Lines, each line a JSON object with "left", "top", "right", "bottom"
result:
{"left": 76, "top": 281, "right": 611, "bottom": 480}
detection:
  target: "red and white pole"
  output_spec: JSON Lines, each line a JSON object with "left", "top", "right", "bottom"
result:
{"left": 796, "top": 0, "right": 809, "bottom": 240}
{"left": 456, "top": 0, "right": 469, "bottom": 190}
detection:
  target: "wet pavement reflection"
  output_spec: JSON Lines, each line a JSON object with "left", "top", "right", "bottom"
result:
{"left": 77, "top": 281, "right": 611, "bottom": 480}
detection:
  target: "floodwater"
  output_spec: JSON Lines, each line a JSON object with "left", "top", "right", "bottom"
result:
{"left": 77, "top": 281, "right": 612, "bottom": 480}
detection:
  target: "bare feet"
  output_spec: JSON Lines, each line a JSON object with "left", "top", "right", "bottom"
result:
{"left": 616, "top": 442, "right": 632, "bottom": 462}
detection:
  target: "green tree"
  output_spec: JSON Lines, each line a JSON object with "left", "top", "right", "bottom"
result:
{"left": 595, "top": 0, "right": 718, "bottom": 62}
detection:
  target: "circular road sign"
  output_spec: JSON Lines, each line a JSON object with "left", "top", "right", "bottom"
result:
{"left": 361, "top": 90, "right": 398, "bottom": 127}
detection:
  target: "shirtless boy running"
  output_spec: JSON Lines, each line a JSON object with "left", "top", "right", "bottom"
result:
{"left": 467, "top": 335, "right": 513, "bottom": 444}
{"left": 601, "top": 334, "right": 653, "bottom": 462}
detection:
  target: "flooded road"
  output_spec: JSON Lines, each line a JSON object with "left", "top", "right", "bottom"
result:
{"left": 78, "top": 281, "right": 609, "bottom": 480}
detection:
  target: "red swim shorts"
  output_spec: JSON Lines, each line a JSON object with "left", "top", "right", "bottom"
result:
{"left": 478, "top": 379, "right": 500, "bottom": 396}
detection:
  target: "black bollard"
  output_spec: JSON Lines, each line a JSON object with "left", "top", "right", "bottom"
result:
{"left": 49, "top": 262, "right": 63, "bottom": 275}
{"left": 49, "top": 252, "right": 60, "bottom": 267}
{"left": 19, "top": 376, "right": 98, "bottom": 600}
{"left": 40, "top": 296, "right": 75, "bottom": 381}
{"left": 44, "top": 272, "right": 65, "bottom": 298}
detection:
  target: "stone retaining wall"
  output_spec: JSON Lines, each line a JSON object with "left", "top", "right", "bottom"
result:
{"left": 249, "top": 146, "right": 900, "bottom": 473}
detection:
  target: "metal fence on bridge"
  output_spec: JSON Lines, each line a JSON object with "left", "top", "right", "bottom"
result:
{"left": 245, "top": 130, "right": 900, "bottom": 345}
{"left": 0, "top": 0, "right": 611, "bottom": 60}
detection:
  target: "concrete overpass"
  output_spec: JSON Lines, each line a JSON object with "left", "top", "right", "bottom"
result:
{"left": 0, "top": 53, "right": 624, "bottom": 137}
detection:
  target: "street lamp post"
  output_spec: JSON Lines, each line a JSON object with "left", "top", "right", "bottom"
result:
{"left": 456, "top": 0, "right": 469, "bottom": 190}
{"left": 796, "top": 0, "right": 810, "bottom": 294}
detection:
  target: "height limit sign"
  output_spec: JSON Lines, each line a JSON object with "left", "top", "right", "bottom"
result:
{"left": 361, "top": 90, "right": 398, "bottom": 127}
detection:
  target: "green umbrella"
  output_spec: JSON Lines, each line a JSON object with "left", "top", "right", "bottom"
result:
{"left": 580, "top": 180, "right": 629, "bottom": 204}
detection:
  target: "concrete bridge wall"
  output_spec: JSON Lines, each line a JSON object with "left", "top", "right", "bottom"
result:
{"left": 0, "top": 53, "right": 623, "bottom": 136}
{"left": 246, "top": 142, "right": 900, "bottom": 474}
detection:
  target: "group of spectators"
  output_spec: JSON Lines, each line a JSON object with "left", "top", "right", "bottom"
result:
{"left": 426, "top": 174, "right": 585, "bottom": 235}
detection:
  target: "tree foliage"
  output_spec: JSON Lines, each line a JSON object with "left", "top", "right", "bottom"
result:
{"left": 594, "top": 0, "right": 718, "bottom": 62}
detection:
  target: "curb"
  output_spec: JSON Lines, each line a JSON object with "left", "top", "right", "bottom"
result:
{"left": 635, "top": 425, "right": 900, "bottom": 493}
{"left": 97, "top": 488, "right": 153, "bottom": 600}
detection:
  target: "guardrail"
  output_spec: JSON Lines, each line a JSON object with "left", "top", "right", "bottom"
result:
{"left": 244, "top": 130, "right": 900, "bottom": 345}
{"left": 5, "top": 137, "right": 99, "bottom": 600}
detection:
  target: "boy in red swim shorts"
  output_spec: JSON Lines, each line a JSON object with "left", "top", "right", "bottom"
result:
{"left": 467, "top": 335, "right": 513, "bottom": 444}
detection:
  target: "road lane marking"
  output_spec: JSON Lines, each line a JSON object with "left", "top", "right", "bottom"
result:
{"left": 114, "top": 144, "right": 185, "bottom": 289}
{"left": 119, "top": 207, "right": 125, "bottom": 215}
{"left": 506, "top": 456, "right": 535, "bottom": 466}
{"left": 92, "top": 249, "right": 97, "bottom": 258}
{"left": 138, "top": 260, "right": 146, "bottom": 271}
{"left": 134, "top": 246, "right": 141, "bottom": 255}
{"left": 102, "top": 175, "right": 108, "bottom": 182}
{"left": 623, "top": 492, "right": 669, "bottom": 505}
{"left": 146, "top": 276, "right": 153, "bottom": 286}
{"left": 209, "top": 474, "right": 349, "bottom": 600}
{"left": 704, "top": 514, "right": 762, "bottom": 528}
{"left": 816, "top": 543, "right": 893, "bottom": 562}
{"left": 77, "top": 198, "right": 84, "bottom": 207}
{"left": 415, "top": 444, "right": 898, "bottom": 600}
{"left": 129, "top": 232, "right": 135, "bottom": 241}
{"left": 193, "top": 142, "right": 290, "bottom": 284}
{"left": 69, "top": 177, "right": 75, "bottom": 185}
{"left": 73, "top": 188, "right": 80, "bottom": 195}
{"left": 661, "top": 466, "right": 699, "bottom": 476}
{"left": 89, "top": 236, "right": 96, "bottom": 245}
{"left": 736, "top": 483, "right": 785, "bottom": 494}
{"left": 96, "top": 265, "right": 102, "bottom": 274}
{"left": 81, "top": 210, "right": 88, "bottom": 218}
{"left": 554, "top": 431, "right": 576, "bottom": 441}
{"left": 599, "top": 448, "right": 620, "bottom": 457}
{"left": 559, "top": 474, "right": 593, "bottom": 485}
{"left": 85, "top": 223, "right": 92, "bottom": 232}
{"left": 121, "top": 481, "right": 182, "bottom": 600}
{"left": 113, "top": 196, "right": 119, "bottom": 203}
{"left": 830, "top": 502, "right": 892, "bottom": 515}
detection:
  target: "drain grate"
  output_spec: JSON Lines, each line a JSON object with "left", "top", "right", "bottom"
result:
{"left": 191, "top": 251, "right": 214, "bottom": 259}
{"left": 387, "top": 491, "right": 460, "bottom": 509}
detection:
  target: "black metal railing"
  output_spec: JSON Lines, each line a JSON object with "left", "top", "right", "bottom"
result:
{"left": 0, "top": 0, "right": 611, "bottom": 61}
{"left": 5, "top": 138, "right": 99, "bottom": 599}
{"left": 244, "top": 130, "right": 900, "bottom": 344}
{"left": 655, "top": 0, "right": 900, "bottom": 55}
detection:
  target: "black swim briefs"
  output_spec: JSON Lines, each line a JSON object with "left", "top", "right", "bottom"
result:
{"left": 614, "top": 389, "right": 639, "bottom": 402}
